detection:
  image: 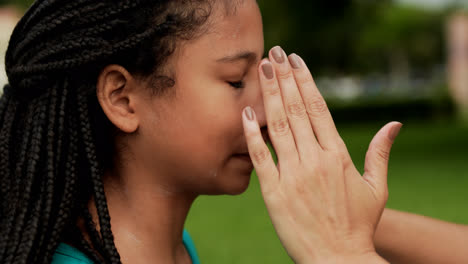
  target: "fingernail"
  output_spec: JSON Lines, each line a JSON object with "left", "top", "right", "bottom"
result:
{"left": 389, "top": 123, "right": 403, "bottom": 141}
{"left": 272, "top": 46, "right": 285, "bottom": 63}
{"left": 289, "top": 54, "right": 302, "bottom": 69}
{"left": 244, "top": 106, "right": 255, "bottom": 121}
{"left": 262, "top": 62, "right": 274, "bottom": 79}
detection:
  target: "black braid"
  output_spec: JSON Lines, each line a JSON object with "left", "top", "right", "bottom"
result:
{"left": 77, "top": 89, "right": 121, "bottom": 263}
{"left": 0, "top": 89, "right": 15, "bottom": 197}
{"left": 0, "top": 0, "right": 227, "bottom": 263}
{"left": 43, "top": 83, "right": 75, "bottom": 259}
{"left": 16, "top": 1, "right": 142, "bottom": 64}
{"left": 82, "top": 206, "right": 105, "bottom": 257}
{"left": 75, "top": 226, "right": 106, "bottom": 264}
{"left": 33, "top": 84, "right": 61, "bottom": 261}
{"left": 10, "top": 27, "right": 159, "bottom": 79}
{"left": 4, "top": 96, "right": 48, "bottom": 263}
{"left": 0, "top": 91, "right": 17, "bottom": 250}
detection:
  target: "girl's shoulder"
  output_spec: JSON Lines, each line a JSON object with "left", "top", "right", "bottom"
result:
{"left": 183, "top": 229, "right": 200, "bottom": 264}
{"left": 51, "top": 243, "right": 93, "bottom": 264}
{"left": 51, "top": 229, "right": 200, "bottom": 264}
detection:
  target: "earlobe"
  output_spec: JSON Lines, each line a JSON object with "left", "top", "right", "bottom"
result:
{"left": 96, "top": 65, "right": 139, "bottom": 133}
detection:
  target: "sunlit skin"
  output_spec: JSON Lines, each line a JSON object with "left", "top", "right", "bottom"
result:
{"left": 82, "top": 0, "right": 403, "bottom": 263}
{"left": 91, "top": 0, "right": 266, "bottom": 263}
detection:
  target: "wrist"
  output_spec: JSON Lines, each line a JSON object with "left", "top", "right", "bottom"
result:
{"left": 298, "top": 251, "right": 388, "bottom": 264}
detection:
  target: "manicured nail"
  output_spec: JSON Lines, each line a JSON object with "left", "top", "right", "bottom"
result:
{"left": 262, "top": 62, "right": 274, "bottom": 79}
{"left": 244, "top": 107, "right": 255, "bottom": 121}
{"left": 272, "top": 46, "right": 285, "bottom": 63}
{"left": 289, "top": 54, "right": 302, "bottom": 69}
{"left": 389, "top": 123, "right": 403, "bottom": 141}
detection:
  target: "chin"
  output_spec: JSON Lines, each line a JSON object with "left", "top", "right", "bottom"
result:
{"left": 206, "top": 170, "right": 253, "bottom": 195}
{"left": 224, "top": 179, "right": 251, "bottom": 195}
{"left": 226, "top": 170, "right": 254, "bottom": 195}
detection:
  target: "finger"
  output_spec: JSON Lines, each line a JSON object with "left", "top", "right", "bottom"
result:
{"left": 259, "top": 59, "right": 299, "bottom": 163}
{"left": 289, "top": 54, "right": 345, "bottom": 152}
{"left": 242, "top": 106, "right": 279, "bottom": 195}
{"left": 363, "top": 122, "right": 403, "bottom": 198}
{"left": 269, "top": 46, "right": 318, "bottom": 159}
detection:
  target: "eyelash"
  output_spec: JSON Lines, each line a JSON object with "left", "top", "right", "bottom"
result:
{"left": 228, "top": 81, "right": 245, "bottom": 89}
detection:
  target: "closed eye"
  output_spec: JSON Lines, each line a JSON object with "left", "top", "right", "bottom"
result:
{"left": 228, "top": 81, "right": 245, "bottom": 89}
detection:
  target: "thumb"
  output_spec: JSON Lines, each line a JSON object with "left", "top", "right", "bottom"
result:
{"left": 363, "top": 122, "right": 402, "bottom": 195}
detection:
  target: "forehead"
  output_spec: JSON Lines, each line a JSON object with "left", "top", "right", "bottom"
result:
{"left": 219, "top": 0, "right": 245, "bottom": 16}
{"left": 176, "top": 0, "right": 264, "bottom": 62}
{"left": 210, "top": 0, "right": 263, "bottom": 44}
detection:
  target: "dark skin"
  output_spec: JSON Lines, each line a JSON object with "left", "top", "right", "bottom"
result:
{"left": 78, "top": 0, "right": 453, "bottom": 263}
{"left": 89, "top": 1, "right": 266, "bottom": 263}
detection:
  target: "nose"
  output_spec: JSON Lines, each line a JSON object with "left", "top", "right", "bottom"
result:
{"left": 253, "top": 102, "right": 270, "bottom": 144}
{"left": 247, "top": 61, "right": 268, "bottom": 129}
{"left": 253, "top": 103, "right": 267, "bottom": 129}
{"left": 250, "top": 79, "right": 267, "bottom": 129}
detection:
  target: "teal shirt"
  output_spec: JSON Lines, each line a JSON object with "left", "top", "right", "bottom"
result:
{"left": 51, "top": 230, "right": 200, "bottom": 264}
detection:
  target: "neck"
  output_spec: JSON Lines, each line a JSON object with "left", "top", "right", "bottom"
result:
{"left": 87, "top": 168, "right": 197, "bottom": 264}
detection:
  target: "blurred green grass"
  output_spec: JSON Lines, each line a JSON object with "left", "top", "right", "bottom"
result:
{"left": 186, "top": 119, "right": 468, "bottom": 264}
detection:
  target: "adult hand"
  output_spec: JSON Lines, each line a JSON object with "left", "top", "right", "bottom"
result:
{"left": 242, "top": 46, "right": 402, "bottom": 263}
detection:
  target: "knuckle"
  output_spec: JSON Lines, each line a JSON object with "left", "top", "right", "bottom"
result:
{"left": 244, "top": 128, "right": 257, "bottom": 140}
{"left": 252, "top": 148, "right": 270, "bottom": 164}
{"left": 295, "top": 181, "right": 307, "bottom": 195}
{"left": 269, "top": 118, "right": 290, "bottom": 136}
{"left": 331, "top": 139, "right": 355, "bottom": 169}
{"left": 305, "top": 162, "right": 320, "bottom": 177}
{"left": 286, "top": 100, "right": 307, "bottom": 118}
{"left": 328, "top": 150, "right": 343, "bottom": 165}
{"left": 335, "top": 137, "right": 347, "bottom": 150}
{"left": 375, "top": 146, "right": 390, "bottom": 162}
{"left": 265, "top": 86, "right": 281, "bottom": 97}
{"left": 300, "top": 77, "right": 316, "bottom": 89}
{"left": 342, "top": 156, "right": 354, "bottom": 171}
{"left": 306, "top": 97, "right": 328, "bottom": 118}
{"left": 316, "top": 166, "right": 330, "bottom": 183}
{"left": 334, "top": 140, "right": 351, "bottom": 162}
{"left": 337, "top": 146, "right": 350, "bottom": 162}
{"left": 276, "top": 70, "right": 294, "bottom": 81}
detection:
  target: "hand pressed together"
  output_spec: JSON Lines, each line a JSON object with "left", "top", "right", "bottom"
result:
{"left": 242, "top": 46, "right": 402, "bottom": 263}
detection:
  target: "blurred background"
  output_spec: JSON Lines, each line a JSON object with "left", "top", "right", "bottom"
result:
{"left": 1, "top": 0, "right": 468, "bottom": 263}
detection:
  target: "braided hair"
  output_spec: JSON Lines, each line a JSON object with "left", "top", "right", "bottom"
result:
{"left": 0, "top": 0, "right": 232, "bottom": 263}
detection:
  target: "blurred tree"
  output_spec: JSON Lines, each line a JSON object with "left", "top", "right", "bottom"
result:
{"left": 2, "top": 0, "right": 447, "bottom": 76}
{"left": 258, "top": 0, "right": 445, "bottom": 76}
{"left": 352, "top": 5, "right": 445, "bottom": 73}
{"left": 0, "top": 0, "right": 31, "bottom": 9}
{"left": 258, "top": 0, "right": 355, "bottom": 74}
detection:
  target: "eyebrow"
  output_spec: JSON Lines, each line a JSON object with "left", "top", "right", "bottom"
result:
{"left": 216, "top": 51, "right": 258, "bottom": 64}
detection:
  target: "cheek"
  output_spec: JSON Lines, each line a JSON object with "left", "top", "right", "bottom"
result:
{"left": 171, "top": 87, "right": 243, "bottom": 159}
{"left": 157, "top": 98, "right": 243, "bottom": 170}
{"left": 182, "top": 108, "right": 241, "bottom": 164}
{"left": 164, "top": 111, "right": 249, "bottom": 194}
{"left": 138, "top": 81, "right": 250, "bottom": 193}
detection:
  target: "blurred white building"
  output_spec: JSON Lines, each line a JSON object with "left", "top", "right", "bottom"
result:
{"left": 398, "top": 0, "right": 468, "bottom": 10}
{"left": 0, "top": 7, "right": 20, "bottom": 93}
{"left": 447, "top": 12, "right": 468, "bottom": 120}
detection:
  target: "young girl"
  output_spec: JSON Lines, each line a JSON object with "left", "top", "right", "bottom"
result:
{"left": 1, "top": 0, "right": 403, "bottom": 263}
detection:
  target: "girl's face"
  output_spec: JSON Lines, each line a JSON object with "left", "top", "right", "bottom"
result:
{"left": 131, "top": 0, "right": 266, "bottom": 195}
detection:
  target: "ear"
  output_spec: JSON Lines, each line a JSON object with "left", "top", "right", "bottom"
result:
{"left": 97, "top": 65, "right": 139, "bottom": 133}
